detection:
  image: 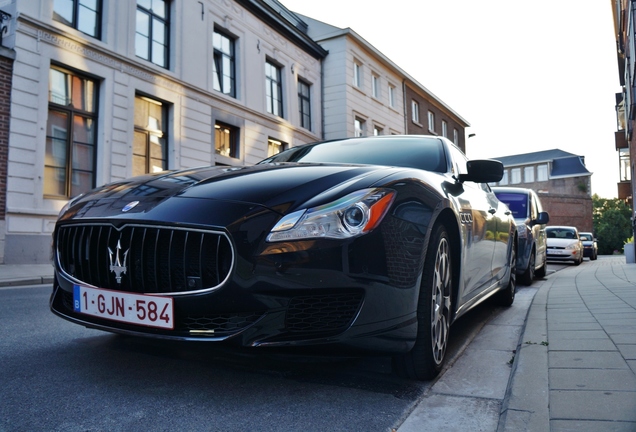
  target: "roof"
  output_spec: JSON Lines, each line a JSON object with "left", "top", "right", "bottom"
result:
{"left": 493, "top": 149, "right": 591, "bottom": 178}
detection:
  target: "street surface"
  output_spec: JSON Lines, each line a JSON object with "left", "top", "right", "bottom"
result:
{"left": 1, "top": 262, "right": 575, "bottom": 431}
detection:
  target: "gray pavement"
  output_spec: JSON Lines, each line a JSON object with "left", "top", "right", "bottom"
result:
{"left": 1, "top": 256, "right": 635, "bottom": 431}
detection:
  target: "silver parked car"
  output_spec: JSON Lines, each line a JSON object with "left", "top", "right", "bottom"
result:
{"left": 493, "top": 187, "right": 549, "bottom": 285}
{"left": 546, "top": 226, "right": 584, "bottom": 265}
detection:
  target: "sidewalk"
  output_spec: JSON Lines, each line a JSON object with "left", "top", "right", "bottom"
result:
{"left": 500, "top": 255, "right": 636, "bottom": 431}
{"left": 0, "top": 263, "right": 54, "bottom": 287}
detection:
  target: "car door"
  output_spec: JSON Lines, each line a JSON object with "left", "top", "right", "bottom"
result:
{"left": 486, "top": 185, "right": 511, "bottom": 280}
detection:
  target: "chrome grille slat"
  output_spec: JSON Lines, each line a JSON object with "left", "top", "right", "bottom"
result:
{"left": 56, "top": 223, "right": 233, "bottom": 295}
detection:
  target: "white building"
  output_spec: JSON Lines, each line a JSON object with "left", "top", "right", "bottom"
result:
{"left": 0, "top": 0, "right": 326, "bottom": 264}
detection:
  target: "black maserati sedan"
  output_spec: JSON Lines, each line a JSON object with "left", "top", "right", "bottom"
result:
{"left": 50, "top": 135, "right": 517, "bottom": 380}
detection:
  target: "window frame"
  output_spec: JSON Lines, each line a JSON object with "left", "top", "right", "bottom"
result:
{"left": 53, "top": 0, "right": 102, "bottom": 38}
{"left": 428, "top": 111, "right": 435, "bottom": 132}
{"left": 265, "top": 60, "right": 283, "bottom": 118}
{"left": 267, "top": 137, "right": 287, "bottom": 157}
{"left": 212, "top": 27, "right": 236, "bottom": 98}
{"left": 45, "top": 66, "right": 99, "bottom": 199}
{"left": 411, "top": 100, "right": 420, "bottom": 123}
{"left": 353, "top": 61, "right": 362, "bottom": 88}
{"left": 298, "top": 78, "right": 312, "bottom": 131}
{"left": 372, "top": 73, "right": 380, "bottom": 99}
{"left": 511, "top": 168, "right": 522, "bottom": 184}
{"left": 214, "top": 122, "right": 240, "bottom": 159}
{"left": 133, "top": 94, "right": 168, "bottom": 176}
{"left": 135, "top": 0, "right": 170, "bottom": 69}
{"left": 537, "top": 164, "right": 549, "bottom": 181}
{"left": 388, "top": 84, "right": 396, "bottom": 108}
{"left": 354, "top": 117, "right": 365, "bottom": 137}
{"left": 524, "top": 166, "right": 535, "bottom": 183}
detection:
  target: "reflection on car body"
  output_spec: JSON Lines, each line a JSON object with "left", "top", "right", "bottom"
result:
{"left": 50, "top": 135, "right": 517, "bottom": 381}
{"left": 492, "top": 187, "right": 549, "bottom": 285}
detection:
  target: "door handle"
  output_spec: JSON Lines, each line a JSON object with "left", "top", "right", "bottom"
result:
{"left": 488, "top": 208, "right": 496, "bottom": 215}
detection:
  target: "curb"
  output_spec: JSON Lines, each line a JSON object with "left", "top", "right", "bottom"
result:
{"left": 0, "top": 277, "right": 54, "bottom": 288}
{"left": 498, "top": 279, "right": 552, "bottom": 432}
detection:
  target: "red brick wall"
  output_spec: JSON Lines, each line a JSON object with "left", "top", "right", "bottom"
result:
{"left": 0, "top": 51, "right": 14, "bottom": 221}
{"left": 538, "top": 194, "right": 594, "bottom": 232}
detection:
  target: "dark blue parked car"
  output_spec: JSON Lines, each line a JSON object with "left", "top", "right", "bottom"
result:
{"left": 493, "top": 187, "right": 549, "bottom": 285}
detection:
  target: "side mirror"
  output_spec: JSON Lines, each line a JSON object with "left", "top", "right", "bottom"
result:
{"left": 535, "top": 211, "right": 549, "bottom": 225}
{"left": 458, "top": 159, "right": 504, "bottom": 183}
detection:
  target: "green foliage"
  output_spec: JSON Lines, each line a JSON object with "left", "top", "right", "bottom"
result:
{"left": 592, "top": 194, "right": 633, "bottom": 255}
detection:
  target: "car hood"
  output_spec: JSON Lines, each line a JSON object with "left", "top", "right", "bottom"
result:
{"left": 547, "top": 238, "right": 579, "bottom": 247}
{"left": 58, "top": 163, "right": 404, "bottom": 223}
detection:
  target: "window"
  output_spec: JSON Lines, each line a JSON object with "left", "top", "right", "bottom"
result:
{"left": 213, "top": 29, "right": 235, "bottom": 97}
{"left": 136, "top": 0, "right": 169, "bottom": 68}
{"left": 411, "top": 100, "right": 420, "bottom": 123}
{"left": 354, "top": 117, "right": 365, "bottom": 137}
{"left": 537, "top": 164, "right": 548, "bottom": 181}
{"left": 267, "top": 138, "right": 287, "bottom": 157}
{"left": 499, "top": 170, "right": 509, "bottom": 185}
{"left": 53, "top": 0, "right": 102, "bottom": 38}
{"left": 133, "top": 95, "right": 168, "bottom": 176}
{"left": 428, "top": 111, "right": 435, "bottom": 132}
{"left": 442, "top": 120, "right": 448, "bottom": 138}
{"left": 265, "top": 61, "right": 283, "bottom": 117}
{"left": 373, "top": 125, "right": 383, "bottom": 136}
{"left": 298, "top": 79, "right": 311, "bottom": 130}
{"left": 524, "top": 166, "right": 534, "bottom": 183}
{"left": 372, "top": 74, "right": 380, "bottom": 98}
{"left": 46, "top": 67, "right": 98, "bottom": 198}
{"left": 353, "top": 62, "right": 362, "bottom": 88}
{"left": 388, "top": 84, "right": 396, "bottom": 108}
{"left": 511, "top": 168, "right": 521, "bottom": 184}
{"left": 453, "top": 129, "right": 459, "bottom": 145}
{"left": 215, "top": 122, "right": 239, "bottom": 159}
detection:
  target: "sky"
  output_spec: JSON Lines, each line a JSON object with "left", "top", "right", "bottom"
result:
{"left": 280, "top": 0, "right": 621, "bottom": 198}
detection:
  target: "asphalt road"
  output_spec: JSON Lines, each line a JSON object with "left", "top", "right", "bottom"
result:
{"left": 0, "top": 281, "right": 522, "bottom": 432}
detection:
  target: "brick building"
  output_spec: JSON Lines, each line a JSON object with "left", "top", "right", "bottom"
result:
{"left": 491, "top": 149, "right": 593, "bottom": 232}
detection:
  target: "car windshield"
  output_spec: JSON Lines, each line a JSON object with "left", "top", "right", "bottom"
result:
{"left": 579, "top": 234, "right": 592, "bottom": 241}
{"left": 258, "top": 136, "right": 448, "bottom": 173}
{"left": 494, "top": 192, "right": 528, "bottom": 219}
{"left": 547, "top": 228, "right": 577, "bottom": 239}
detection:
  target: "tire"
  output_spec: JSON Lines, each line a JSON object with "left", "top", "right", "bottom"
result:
{"left": 495, "top": 237, "right": 516, "bottom": 307}
{"left": 535, "top": 252, "right": 547, "bottom": 278}
{"left": 592, "top": 251, "right": 598, "bottom": 261}
{"left": 519, "top": 250, "right": 535, "bottom": 286}
{"left": 393, "top": 224, "right": 452, "bottom": 381}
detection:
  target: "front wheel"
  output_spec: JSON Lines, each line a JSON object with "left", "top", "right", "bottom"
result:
{"left": 519, "top": 250, "right": 535, "bottom": 286}
{"left": 393, "top": 224, "right": 452, "bottom": 381}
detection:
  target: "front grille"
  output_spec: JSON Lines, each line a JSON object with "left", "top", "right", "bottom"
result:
{"left": 181, "top": 312, "right": 264, "bottom": 334}
{"left": 285, "top": 292, "right": 364, "bottom": 333}
{"left": 56, "top": 223, "right": 233, "bottom": 294}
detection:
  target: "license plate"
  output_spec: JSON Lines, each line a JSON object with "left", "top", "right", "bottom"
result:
{"left": 73, "top": 285, "right": 174, "bottom": 329}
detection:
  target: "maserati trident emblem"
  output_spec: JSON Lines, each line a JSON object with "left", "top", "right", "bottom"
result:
{"left": 108, "top": 239, "right": 129, "bottom": 284}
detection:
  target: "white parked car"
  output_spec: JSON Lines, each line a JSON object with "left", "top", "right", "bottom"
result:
{"left": 546, "top": 226, "right": 583, "bottom": 265}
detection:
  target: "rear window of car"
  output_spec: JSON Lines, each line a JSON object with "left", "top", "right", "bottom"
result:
{"left": 546, "top": 228, "right": 577, "bottom": 239}
{"left": 494, "top": 192, "right": 528, "bottom": 219}
{"left": 259, "top": 136, "right": 448, "bottom": 173}
{"left": 579, "top": 234, "right": 592, "bottom": 241}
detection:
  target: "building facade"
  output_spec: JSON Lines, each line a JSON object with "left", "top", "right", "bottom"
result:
{"left": 0, "top": 0, "right": 326, "bottom": 264}
{"left": 296, "top": 14, "right": 469, "bottom": 145}
{"left": 491, "top": 149, "right": 593, "bottom": 232}
{"left": 613, "top": 0, "right": 636, "bottom": 241}
{"left": 0, "top": 0, "right": 470, "bottom": 264}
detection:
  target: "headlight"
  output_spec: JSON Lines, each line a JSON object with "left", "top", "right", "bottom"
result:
{"left": 267, "top": 188, "right": 396, "bottom": 242}
{"left": 566, "top": 243, "right": 579, "bottom": 250}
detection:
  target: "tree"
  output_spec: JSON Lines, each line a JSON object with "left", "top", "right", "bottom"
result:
{"left": 592, "top": 194, "right": 633, "bottom": 255}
